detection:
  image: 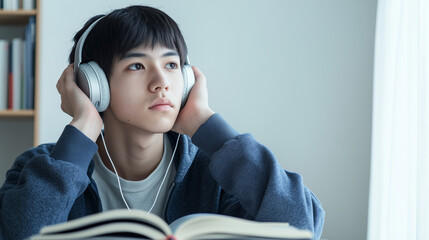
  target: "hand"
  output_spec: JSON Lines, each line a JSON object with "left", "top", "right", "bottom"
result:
{"left": 172, "top": 66, "right": 215, "bottom": 137}
{"left": 56, "top": 64, "right": 103, "bottom": 142}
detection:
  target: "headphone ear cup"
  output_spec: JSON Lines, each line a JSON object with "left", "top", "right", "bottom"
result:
{"left": 76, "top": 61, "right": 110, "bottom": 112}
{"left": 181, "top": 64, "right": 195, "bottom": 109}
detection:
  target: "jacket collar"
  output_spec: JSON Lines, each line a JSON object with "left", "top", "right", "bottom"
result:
{"left": 166, "top": 131, "right": 199, "bottom": 183}
{"left": 167, "top": 131, "right": 198, "bottom": 184}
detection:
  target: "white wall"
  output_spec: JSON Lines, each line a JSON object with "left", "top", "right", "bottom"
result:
{"left": 38, "top": 0, "right": 377, "bottom": 239}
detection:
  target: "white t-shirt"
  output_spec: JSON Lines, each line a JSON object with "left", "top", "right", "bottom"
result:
{"left": 92, "top": 135, "right": 176, "bottom": 218}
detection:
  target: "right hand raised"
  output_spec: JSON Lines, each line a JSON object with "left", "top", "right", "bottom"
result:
{"left": 56, "top": 64, "right": 103, "bottom": 142}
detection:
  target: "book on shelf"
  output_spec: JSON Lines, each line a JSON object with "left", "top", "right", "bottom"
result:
{"left": 10, "top": 37, "right": 23, "bottom": 110}
{"left": 24, "top": 16, "right": 35, "bottom": 109}
{"left": 29, "top": 208, "right": 313, "bottom": 240}
{"left": 7, "top": 38, "right": 13, "bottom": 109}
{"left": 0, "top": 40, "right": 8, "bottom": 109}
{"left": 23, "top": 0, "right": 35, "bottom": 10}
{"left": 2, "top": 0, "right": 19, "bottom": 10}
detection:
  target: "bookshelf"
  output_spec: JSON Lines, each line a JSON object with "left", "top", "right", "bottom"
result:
{"left": 0, "top": 0, "right": 39, "bottom": 146}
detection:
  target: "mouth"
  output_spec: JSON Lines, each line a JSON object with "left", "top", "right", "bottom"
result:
{"left": 149, "top": 98, "right": 174, "bottom": 112}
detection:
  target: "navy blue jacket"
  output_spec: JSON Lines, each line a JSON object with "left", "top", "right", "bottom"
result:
{"left": 0, "top": 114, "right": 324, "bottom": 240}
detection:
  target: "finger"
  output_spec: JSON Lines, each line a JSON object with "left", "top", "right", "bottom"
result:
{"left": 56, "top": 69, "right": 67, "bottom": 93}
{"left": 57, "top": 64, "right": 74, "bottom": 93}
{"left": 65, "top": 64, "right": 75, "bottom": 81}
{"left": 63, "top": 67, "right": 79, "bottom": 95}
{"left": 191, "top": 66, "right": 206, "bottom": 84}
{"left": 56, "top": 79, "right": 61, "bottom": 93}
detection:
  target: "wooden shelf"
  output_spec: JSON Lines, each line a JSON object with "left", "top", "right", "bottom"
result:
{"left": 0, "top": 110, "right": 35, "bottom": 117}
{"left": 0, "top": 10, "right": 36, "bottom": 24}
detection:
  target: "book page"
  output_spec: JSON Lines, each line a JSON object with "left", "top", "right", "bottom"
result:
{"left": 170, "top": 213, "right": 312, "bottom": 240}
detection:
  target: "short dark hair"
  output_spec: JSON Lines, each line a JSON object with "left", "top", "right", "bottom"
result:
{"left": 68, "top": 5, "right": 188, "bottom": 79}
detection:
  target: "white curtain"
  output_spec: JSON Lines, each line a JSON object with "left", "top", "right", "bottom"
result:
{"left": 368, "top": 0, "right": 429, "bottom": 239}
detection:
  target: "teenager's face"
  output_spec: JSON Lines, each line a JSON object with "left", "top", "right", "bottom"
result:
{"left": 105, "top": 45, "right": 183, "bottom": 133}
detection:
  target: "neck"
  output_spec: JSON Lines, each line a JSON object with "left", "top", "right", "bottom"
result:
{"left": 97, "top": 121, "right": 164, "bottom": 181}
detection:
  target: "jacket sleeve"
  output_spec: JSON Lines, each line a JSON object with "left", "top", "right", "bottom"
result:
{"left": 0, "top": 125, "right": 97, "bottom": 240}
{"left": 192, "top": 114, "right": 325, "bottom": 239}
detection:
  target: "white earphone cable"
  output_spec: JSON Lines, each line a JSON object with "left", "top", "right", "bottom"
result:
{"left": 100, "top": 130, "right": 180, "bottom": 213}
{"left": 100, "top": 131, "right": 131, "bottom": 211}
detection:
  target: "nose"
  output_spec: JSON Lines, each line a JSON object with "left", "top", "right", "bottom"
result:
{"left": 149, "top": 67, "right": 170, "bottom": 93}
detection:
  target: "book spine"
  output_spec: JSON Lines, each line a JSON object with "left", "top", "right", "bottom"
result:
{"left": 22, "top": 0, "right": 35, "bottom": 10}
{"left": 0, "top": 40, "right": 8, "bottom": 110}
{"left": 11, "top": 38, "right": 22, "bottom": 110}
{"left": 26, "top": 16, "right": 35, "bottom": 109}
{"left": 22, "top": 39, "right": 26, "bottom": 109}
{"left": 7, "top": 41, "right": 12, "bottom": 109}
{"left": 4, "top": 0, "right": 18, "bottom": 10}
{"left": 24, "top": 21, "right": 29, "bottom": 109}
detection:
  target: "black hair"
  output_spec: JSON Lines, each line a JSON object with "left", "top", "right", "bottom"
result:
{"left": 68, "top": 5, "right": 188, "bottom": 79}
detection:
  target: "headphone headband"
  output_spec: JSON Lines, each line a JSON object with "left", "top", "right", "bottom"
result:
{"left": 73, "top": 16, "right": 105, "bottom": 76}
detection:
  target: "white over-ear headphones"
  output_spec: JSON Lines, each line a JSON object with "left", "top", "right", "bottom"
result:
{"left": 74, "top": 16, "right": 195, "bottom": 112}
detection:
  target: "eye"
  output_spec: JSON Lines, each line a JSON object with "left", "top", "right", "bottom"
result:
{"left": 128, "top": 63, "right": 144, "bottom": 71}
{"left": 165, "top": 62, "right": 178, "bottom": 70}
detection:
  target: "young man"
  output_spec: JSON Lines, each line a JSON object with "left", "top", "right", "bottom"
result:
{"left": 0, "top": 5, "right": 325, "bottom": 240}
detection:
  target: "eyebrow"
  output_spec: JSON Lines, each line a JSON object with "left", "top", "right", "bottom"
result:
{"left": 121, "top": 51, "right": 179, "bottom": 60}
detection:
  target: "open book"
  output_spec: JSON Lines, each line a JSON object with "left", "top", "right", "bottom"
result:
{"left": 30, "top": 209, "right": 312, "bottom": 240}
